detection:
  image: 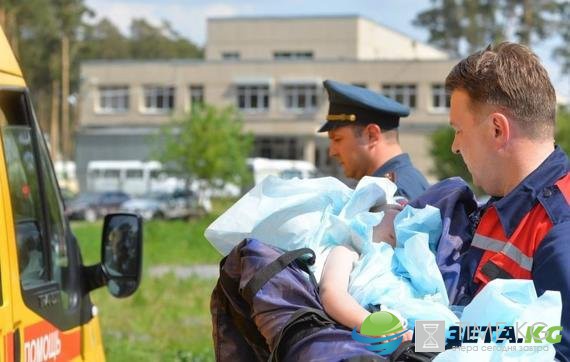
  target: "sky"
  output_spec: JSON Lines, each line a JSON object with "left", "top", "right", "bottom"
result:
{"left": 85, "top": 0, "right": 569, "bottom": 102}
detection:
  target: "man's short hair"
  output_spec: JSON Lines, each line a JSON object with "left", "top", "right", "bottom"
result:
{"left": 347, "top": 123, "right": 398, "bottom": 141}
{"left": 445, "top": 42, "right": 556, "bottom": 139}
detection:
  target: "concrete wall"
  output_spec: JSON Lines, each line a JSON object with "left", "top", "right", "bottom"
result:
{"left": 356, "top": 18, "right": 448, "bottom": 60}
{"left": 205, "top": 16, "right": 448, "bottom": 61}
{"left": 206, "top": 16, "right": 359, "bottom": 61}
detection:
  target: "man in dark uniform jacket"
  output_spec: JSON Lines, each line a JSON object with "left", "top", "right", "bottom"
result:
{"left": 318, "top": 80, "right": 429, "bottom": 200}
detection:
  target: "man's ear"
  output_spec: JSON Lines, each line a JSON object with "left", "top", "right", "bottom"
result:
{"left": 365, "top": 123, "right": 382, "bottom": 145}
{"left": 489, "top": 112, "right": 510, "bottom": 148}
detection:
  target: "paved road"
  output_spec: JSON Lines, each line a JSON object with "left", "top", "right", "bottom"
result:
{"left": 149, "top": 264, "right": 219, "bottom": 279}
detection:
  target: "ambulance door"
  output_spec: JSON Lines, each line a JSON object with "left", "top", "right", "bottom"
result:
{"left": 0, "top": 89, "right": 87, "bottom": 361}
{"left": 0, "top": 188, "right": 17, "bottom": 360}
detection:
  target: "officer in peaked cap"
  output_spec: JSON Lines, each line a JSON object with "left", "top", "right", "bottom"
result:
{"left": 319, "top": 79, "right": 429, "bottom": 200}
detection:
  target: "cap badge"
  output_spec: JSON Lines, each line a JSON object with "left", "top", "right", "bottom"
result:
{"left": 326, "top": 114, "right": 357, "bottom": 122}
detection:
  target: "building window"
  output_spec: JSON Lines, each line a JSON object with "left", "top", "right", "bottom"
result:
{"left": 98, "top": 85, "right": 129, "bottom": 113}
{"left": 237, "top": 85, "right": 269, "bottom": 111}
{"left": 274, "top": 51, "right": 314, "bottom": 60}
{"left": 222, "top": 52, "right": 240, "bottom": 60}
{"left": 254, "top": 137, "right": 300, "bottom": 159}
{"left": 283, "top": 84, "right": 318, "bottom": 112}
{"left": 143, "top": 85, "right": 175, "bottom": 113}
{"left": 381, "top": 84, "right": 417, "bottom": 109}
{"left": 431, "top": 84, "right": 450, "bottom": 111}
{"left": 189, "top": 85, "right": 204, "bottom": 107}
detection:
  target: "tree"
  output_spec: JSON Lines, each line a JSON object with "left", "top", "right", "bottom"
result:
{"left": 53, "top": 0, "right": 91, "bottom": 160}
{"left": 413, "top": 0, "right": 464, "bottom": 56}
{"left": 77, "top": 18, "right": 130, "bottom": 60}
{"left": 502, "top": 0, "right": 558, "bottom": 46}
{"left": 1, "top": 0, "right": 62, "bottom": 158}
{"left": 556, "top": 107, "right": 570, "bottom": 155}
{"left": 428, "top": 126, "right": 472, "bottom": 182}
{"left": 414, "top": 0, "right": 560, "bottom": 56}
{"left": 553, "top": 1, "right": 570, "bottom": 74}
{"left": 156, "top": 105, "right": 253, "bottom": 203}
{"left": 129, "top": 18, "right": 203, "bottom": 59}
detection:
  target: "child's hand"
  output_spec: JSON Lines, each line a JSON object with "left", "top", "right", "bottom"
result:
{"left": 372, "top": 204, "right": 402, "bottom": 247}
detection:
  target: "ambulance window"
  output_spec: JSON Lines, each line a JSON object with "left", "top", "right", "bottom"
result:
{"left": 37, "top": 132, "right": 78, "bottom": 309}
{"left": 1, "top": 90, "right": 81, "bottom": 326}
{"left": 2, "top": 125, "right": 47, "bottom": 287}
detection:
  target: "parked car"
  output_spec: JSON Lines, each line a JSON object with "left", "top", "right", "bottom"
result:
{"left": 65, "top": 191, "right": 131, "bottom": 222}
{"left": 121, "top": 190, "right": 205, "bottom": 220}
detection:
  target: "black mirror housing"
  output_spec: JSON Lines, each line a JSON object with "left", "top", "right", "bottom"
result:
{"left": 101, "top": 213, "right": 143, "bottom": 298}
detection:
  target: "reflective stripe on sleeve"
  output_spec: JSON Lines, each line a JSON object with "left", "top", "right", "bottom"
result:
{"left": 472, "top": 234, "right": 533, "bottom": 271}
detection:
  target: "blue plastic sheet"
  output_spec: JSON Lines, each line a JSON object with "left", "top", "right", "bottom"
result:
{"left": 205, "top": 175, "right": 397, "bottom": 281}
{"left": 205, "top": 176, "right": 456, "bottom": 326}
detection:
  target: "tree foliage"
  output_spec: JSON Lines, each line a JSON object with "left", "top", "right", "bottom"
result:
{"left": 128, "top": 19, "right": 203, "bottom": 59}
{"left": 156, "top": 105, "right": 253, "bottom": 191}
{"left": 553, "top": 1, "right": 570, "bottom": 74}
{"left": 414, "top": 0, "right": 564, "bottom": 59}
{"left": 428, "top": 126, "right": 471, "bottom": 182}
{"left": 78, "top": 17, "right": 203, "bottom": 61}
{"left": 77, "top": 18, "right": 130, "bottom": 60}
{"left": 556, "top": 107, "right": 570, "bottom": 154}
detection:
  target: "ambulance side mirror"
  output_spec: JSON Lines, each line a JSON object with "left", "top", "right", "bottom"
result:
{"left": 101, "top": 213, "right": 143, "bottom": 298}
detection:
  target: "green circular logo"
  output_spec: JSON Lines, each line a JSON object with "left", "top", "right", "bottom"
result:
{"left": 360, "top": 311, "right": 404, "bottom": 336}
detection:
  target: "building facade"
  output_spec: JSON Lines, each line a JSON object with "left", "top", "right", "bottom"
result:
{"left": 77, "top": 15, "right": 457, "bottom": 191}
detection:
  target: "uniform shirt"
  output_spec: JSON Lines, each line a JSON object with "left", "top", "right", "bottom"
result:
{"left": 372, "top": 153, "right": 429, "bottom": 200}
{"left": 457, "top": 146, "right": 570, "bottom": 360}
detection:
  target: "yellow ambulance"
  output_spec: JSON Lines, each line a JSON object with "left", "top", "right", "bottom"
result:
{"left": 0, "top": 28, "right": 143, "bottom": 360}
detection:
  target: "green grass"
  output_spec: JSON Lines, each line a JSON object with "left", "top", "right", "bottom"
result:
{"left": 88, "top": 275, "right": 216, "bottom": 361}
{"left": 74, "top": 216, "right": 222, "bottom": 267}
{"left": 71, "top": 198, "right": 235, "bottom": 361}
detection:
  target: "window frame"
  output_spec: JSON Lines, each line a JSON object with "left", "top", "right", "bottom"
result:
{"left": 236, "top": 84, "right": 270, "bottom": 112}
{"left": 96, "top": 85, "right": 129, "bottom": 114}
{"left": 142, "top": 85, "right": 175, "bottom": 114}
{"left": 430, "top": 84, "right": 450, "bottom": 113}
{"left": 273, "top": 51, "right": 314, "bottom": 60}
{"left": 381, "top": 83, "right": 417, "bottom": 110}
{"left": 282, "top": 84, "right": 319, "bottom": 112}
{"left": 221, "top": 52, "right": 240, "bottom": 60}
{"left": 189, "top": 84, "right": 204, "bottom": 109}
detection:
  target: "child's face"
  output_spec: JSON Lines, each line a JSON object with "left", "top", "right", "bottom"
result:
{"left": 372, "top": 205, "right": 402, "bottom": 247}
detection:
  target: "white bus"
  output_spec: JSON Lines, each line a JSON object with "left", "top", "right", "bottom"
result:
{"left": 86, "top": 160, "right": 183, "bottom": 195}
{"left": 247, "top": 158, "right": 319, "bottom": 185}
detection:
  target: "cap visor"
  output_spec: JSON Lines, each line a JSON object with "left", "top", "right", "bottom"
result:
{"left": 317, "top": 122, "right": 334, "bottom": 132}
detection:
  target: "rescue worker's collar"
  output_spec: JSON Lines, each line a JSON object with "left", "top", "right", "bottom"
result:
{"left": 372, "top": 153, "right": 413, "bottom": 179}
{"left": 489, "top": 146, "right": 570, "bottom": 238}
